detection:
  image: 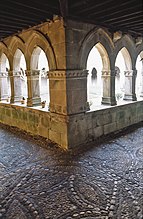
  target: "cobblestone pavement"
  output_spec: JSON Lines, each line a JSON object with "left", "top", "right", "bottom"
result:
{"left": 0, "top": 124, "right": 143, "bottom": 219}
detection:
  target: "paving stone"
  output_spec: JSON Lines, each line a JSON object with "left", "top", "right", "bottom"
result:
{"left": 0, "top": 124, "right": 142, "bottom": 219}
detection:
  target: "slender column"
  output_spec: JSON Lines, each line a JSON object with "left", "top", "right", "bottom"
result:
{"left": 140, "top": 65, "right": 143, "bottom": 97}
{"left": 9, "top": 70, "right": 22, "bottom": 103}
{"left": 26, "top": 70, "right": 41, "bottom": 107}
{"left": 101, "top": 70, "right": 116, "bottom": 105}
{"left": 48, "top": 69, "right": 89, "bottom": 115}
{"left": 123, "top": 70, "right": 137, "bottom": 101}
{"left": 0, "top": 72, "right": 9, "bottom": 101}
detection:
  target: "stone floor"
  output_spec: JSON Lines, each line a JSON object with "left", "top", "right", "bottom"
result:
{"left": 0, "top": 123, "right": 143, "bottom": 219}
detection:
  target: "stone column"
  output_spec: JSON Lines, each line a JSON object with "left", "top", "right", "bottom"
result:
{"left": 0, "top": 72, "right": 9, "bottom": 101}
{"left": 9, "top": 71, "right": 22, "bottom": 103}
{"left": 140, "top": 65, "right": 143, "bottom": 97}
{"left": 123, "top": 70, "right": 137, "bottom": 101}
{"left": 66, "top": 69, "right": 89, "bottom": 114}
{"left": 101, "top": 70, "right": 116, "bottom": 105}
{"left": 48, "top": 69, "right": 89, "bottom": 115}
{"left": 26, "top": 70, "right": 41, "bottom": 107}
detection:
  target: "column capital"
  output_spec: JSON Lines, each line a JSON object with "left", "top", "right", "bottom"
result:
{"left": 102, "top": 70, "right": 111, "bottom": 77}
{"left": 25, "top": 70, "right": 40, "bottom": 76}
{"left": 13, "top": 71, "right": 21, "bottom": 76}
{"left": 124, "top": 70, "right": 137, "bottom": 76}
{"left": 48, "top": 69, "right": 88, "bottom": 79}
{"left": 0, "top": 72, "right": 8, "bottom": 77}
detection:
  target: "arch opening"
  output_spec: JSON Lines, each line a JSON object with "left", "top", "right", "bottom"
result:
{"left": 31, "top": 46, "right": 50, "bottom": 105}
{"left": 13, "top": 49, "right": 27, "bottom": 99}
{"left": 135, "top": 51, "right": 143, "bottom": 98}
{"left": 86, "top": 43, "right": 110, "bottom": 109}
{"left": 0, "top": 53, "right": 11, "bottom": 99}
{"left": 115, "top": 47, "right": 132, "bottom": 101}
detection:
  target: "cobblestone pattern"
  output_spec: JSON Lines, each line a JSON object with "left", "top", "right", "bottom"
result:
{"left": 0, "top": 124, "right": 143, "bottom": 219}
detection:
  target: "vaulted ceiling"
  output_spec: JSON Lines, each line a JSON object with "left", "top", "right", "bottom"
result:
{"left": 0, "top": 0, "right": 142, "bottom": 41}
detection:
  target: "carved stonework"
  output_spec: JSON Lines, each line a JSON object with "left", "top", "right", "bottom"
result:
{"left": 102, "top": 70, "right": 111, "bottom": 77}
{"left": 48, "top": 70, "right": 88, "bottom": 79}
{"left": 31, "top": 70, "right": 40, "bottom": 76}
{"left": 13, "top": 71, "right": 21, "bottom": 77}
{"left": 124, "top": 70, "right": 134, "bottom": 77}
{"left": 8, "top": 71, "right": 13, "bottom": 77}
{"left": 0, "top": 72, "right": 8, "bottom": 77}
{"left": 25, "top": 70, "right": 40, "bottom": 77}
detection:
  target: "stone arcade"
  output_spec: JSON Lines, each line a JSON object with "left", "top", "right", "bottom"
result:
{"left": 0, "top": 17, "right": 143, "bottom": 149}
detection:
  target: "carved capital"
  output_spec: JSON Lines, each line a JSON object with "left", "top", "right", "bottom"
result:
{"left": 25, "top": 70, "right": 40, "bottom": 77}
{"left": 48, "top": 70, "right": 88, "bottom": 79}
{"left": 0, "top": 72, "right": 8, "bottom": 77}
{"left": 8, "top": 71, "right": 13, "bottom": 77}
{"left": 102, "top": 70, "right": 111, "bottom": 77}
{"left": 124, "top": 70, "right": 137, "bottom": 77}
{"left": 67, "top": 70, "right": 88, "bottom": 78}
{"left": 13, "top": 71, "right": 21, "bottom": 77}
{"left": 31, "top": 70, "right": 40, "bottom": 76}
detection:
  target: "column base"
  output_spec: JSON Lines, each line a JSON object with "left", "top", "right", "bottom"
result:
{"left": 123, "top": 94, "right": 137, "bottom": 101}
{"left": 10, "top": 96, "right": 22, "bottom": 103}
{"left": 0, "top": 95, "right": 9, "bottom": 101}
{"left": 101, "top": 97, "right": 117, "bottom": 106}
{"left": 27, "top": 97, "right": 41, "bottom": 107}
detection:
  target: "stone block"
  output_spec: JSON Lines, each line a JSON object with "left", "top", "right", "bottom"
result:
{"left": 104, "top": 122, "right": 117, "bottom": 135}
{"left": 60, "top": 133, "right": 68, "bottom": 150}
{"left": 92, "top": 126, "right": 104, "bottom": 138}
{"left": 38, "top": 126, "right": 49, "bottom": 139}
{"left": 49, "top": 129, "right": 61, "bottom": 145}
{"left": 41, "top": 115, "right": 50, "bottom": 128}
{"left": 51, "top": 119, "right": 67, "bottom": 134}
{"left": 5, "top": 108, "right": 11, "bottom": 117}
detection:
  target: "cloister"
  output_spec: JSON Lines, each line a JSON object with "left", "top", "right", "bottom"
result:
{"left": 0, "top": 17, "right": 143, "bottom": 149}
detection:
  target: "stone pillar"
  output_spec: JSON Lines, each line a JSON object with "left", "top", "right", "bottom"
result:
{"left": 48, "top": 69, "right": 88, "bottom": 115}
{"left": 0, "top": 72, "right": 9, "bottom": 101}
{"left": 9, "top": 71, "right": 22, "bottom": 103}
{"left": 140, "top": 66, "right": 143, "bottom": 97}
{"left": 26, "top": 70, "right": 41, "bottom": 107}
{"left": 101, "top": 70, "right": 116, "bottom": 105}
{"left": 123, "top": 70, "right": 137, "bottom": 101}
{"left": 66, "top": 70, "right": 89, "bottom": 114}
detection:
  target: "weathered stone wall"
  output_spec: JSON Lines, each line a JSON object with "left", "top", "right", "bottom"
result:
{"left": 68, "top": 101, "right": 143, "bottom": 148}
{"left": 0, "top": 103, "right": 68, "bottom": 150}
{"left": 0, "top": 101, "right": 142, "bottom": 149}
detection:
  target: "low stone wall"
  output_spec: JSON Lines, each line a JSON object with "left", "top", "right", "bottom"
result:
{"left": 0, "top": 103, "right": 68, "bottom": 149}
{"left": 68, "top": 101, "right": 143, "bottom": 147}
{"left": 0, "top": 101, "right": 143, "bottom": 150}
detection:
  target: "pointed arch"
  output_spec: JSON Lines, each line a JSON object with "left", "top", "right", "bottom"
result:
{"left": 136, "top": 42, "right": 143, "bottom": 60}
{"left": 79, "top": 28, "right": 114, "bottom": 69}
{"left": 0, "top": 53, "right": 10, "bottom": 72}
{"left": 13, "top": 49, "right": 26, "bottom": 71}
{"left": 7, "top": 36, "right": 26, "bottom": 69}
{"left": 114, "top": 35, "right": 136, "bottom": 69}
{"left": 26, "top": 30, "right": 57, "bottom": 70}
{"left": 8, "top": 36, "right": 25, "bottom": 54}
{"left": 0, "top": 42, "right": 9, "bottom": 59}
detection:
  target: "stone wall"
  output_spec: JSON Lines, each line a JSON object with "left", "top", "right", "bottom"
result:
{"left": 68, "top": 101, "right": 143, "bottom": 148}
{"left": 0, "top": 101, "right": 142, "bottom": 149}
{"left": 0, "top": 103, "right": 68, "bottom": 150}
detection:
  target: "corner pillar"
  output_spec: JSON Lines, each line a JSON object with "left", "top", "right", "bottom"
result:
{"left": 26, "top": 70, "right": 41, "bottom": 107}
{"left": 66, "top": 69, "right": 89, "bottom": 114}
{"left": 123, "top": 70, "right": 137, "bottom": 101}
{"left": 101, "top": 70, "right": 116, "bottom": 105}
{"left": 0, "top": 72, "right": 9, "bottom": 101}
{"left": 48, "top": 69, "right": 88, "bottom": 115}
